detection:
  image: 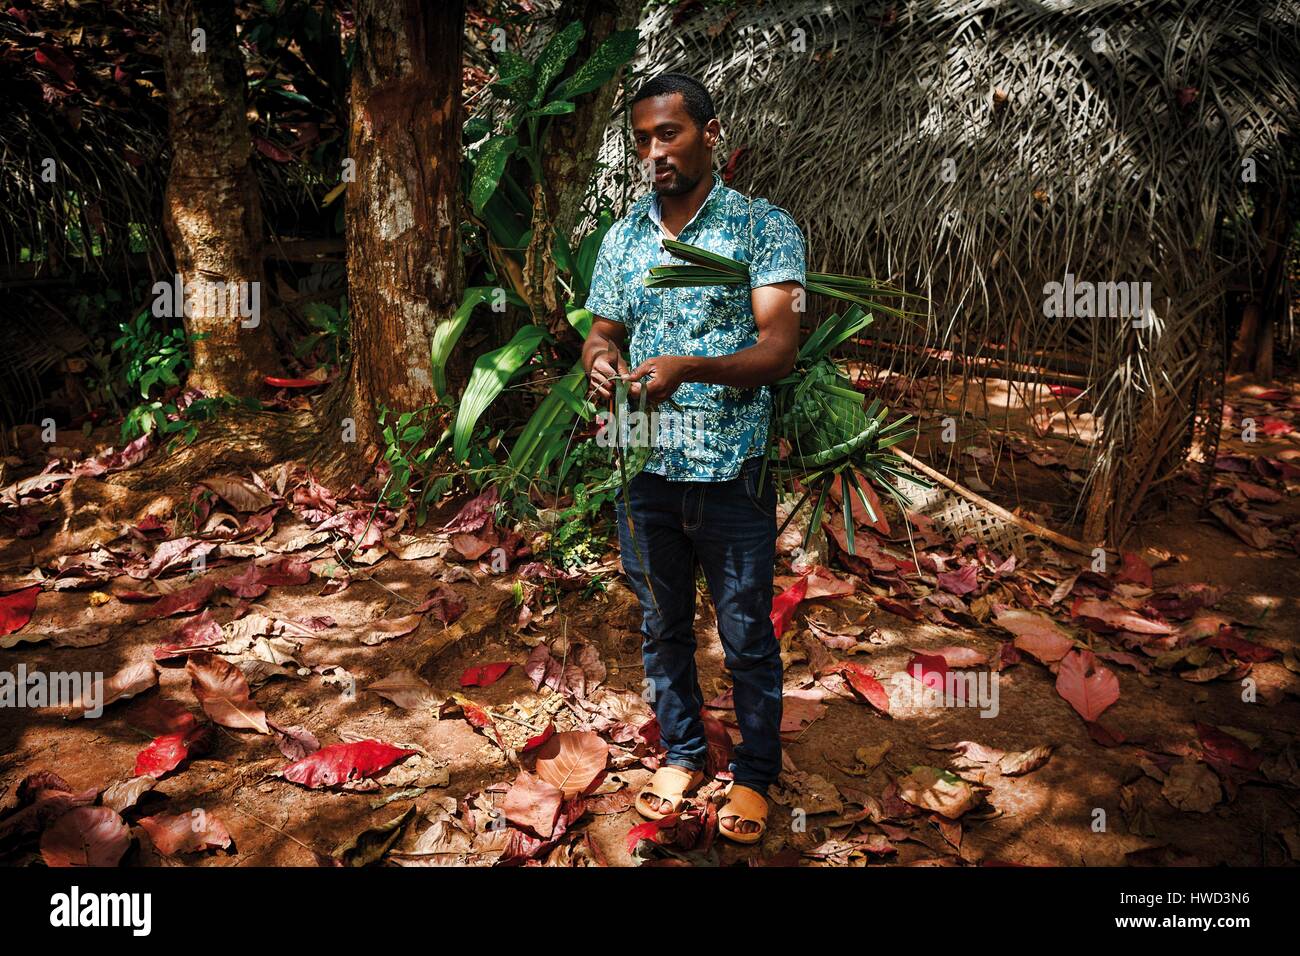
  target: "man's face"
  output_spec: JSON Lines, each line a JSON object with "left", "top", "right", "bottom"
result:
{"left": 631, "top": 92, "right": 720, "bottom": 196}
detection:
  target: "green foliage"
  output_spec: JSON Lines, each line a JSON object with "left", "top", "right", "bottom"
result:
{"left": 452, "top": 324, "right": 550, "bottom": 462}
{"left": 112, "top": 311, "right": 192, "bottom": 400}
{"left": 377, "top": 404, "right": 453, "bottom": 526}
{"left": 295, "top": 297, "right": 349, "bottom": 368}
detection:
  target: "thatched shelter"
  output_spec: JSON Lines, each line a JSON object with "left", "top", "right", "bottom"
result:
{"left": 591, "top": 0, "right": 1300, "bottom": 544}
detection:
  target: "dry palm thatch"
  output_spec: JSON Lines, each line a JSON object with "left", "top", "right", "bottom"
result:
{"left": 592, "top": 0, "right": 1300, "bottom": 543}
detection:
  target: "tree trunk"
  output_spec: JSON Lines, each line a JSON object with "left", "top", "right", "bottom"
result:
{"left": 342, "top": 0, "right": 465, "bottom": 457}
{"left": 160, "top": 0, "right": 280, "bottom": 396}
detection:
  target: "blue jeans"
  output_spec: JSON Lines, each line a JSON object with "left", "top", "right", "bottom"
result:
{"left": 615, "top": 455, "right": 782, "bottom": 794}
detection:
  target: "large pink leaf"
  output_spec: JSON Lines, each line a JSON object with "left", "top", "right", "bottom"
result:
{"left": 139, "top": 811, "right": 233, "bottom": 855}
{"left": 501, "top": 770, "right": 565, "bottom": 838}
{"left": 533, "top": 731, "right": 608, "bottom": 798}
{"left": 993, "top": 607, "right": 1074, "bottom": 664}
{"left": 143, "top": 579, "right": 217, "bottom": 620}
{"left": 40, "top": 806, "right": 130, "bottom": 867}
{"left": 280, "top": 740, "right": 417, "bottom": 789}
{"left": 186, "top": 653, "right": 269, "bottom": 733}
{"left": 1055, "top": 649, "right": 1120, "bottom": 722}
{"left": 1071, "top": 597, "right": 1172, "bottom": 635}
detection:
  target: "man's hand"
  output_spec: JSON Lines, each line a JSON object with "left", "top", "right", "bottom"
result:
{"left": 587, "top": 347, "right": 630, "bottom": 402}
{"left": 628, "top": 354, "right": 695, "bottom": 407}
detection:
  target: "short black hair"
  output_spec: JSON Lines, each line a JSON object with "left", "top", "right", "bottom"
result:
{"left": 631, "top": 73, "right": 716, "bottom": 128}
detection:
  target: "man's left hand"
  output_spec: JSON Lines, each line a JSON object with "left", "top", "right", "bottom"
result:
{"left": 627, "top": 354, "right": 693, "bottom": 406}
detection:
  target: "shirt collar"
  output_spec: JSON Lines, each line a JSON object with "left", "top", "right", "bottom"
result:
{"left": 646, "top": 170, "right": 725, "bottom": 236}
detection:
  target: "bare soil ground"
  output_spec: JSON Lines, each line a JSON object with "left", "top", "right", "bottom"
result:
{"left": 1, "top": 372, "right": 1298, "bottom": 867}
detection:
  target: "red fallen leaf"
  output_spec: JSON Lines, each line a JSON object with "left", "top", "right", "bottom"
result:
{"left": 451, "top": 532, "right": 494, "bottom": 561}
{"left": 417, "top": 584, "right": 467, "bottom": 624}
{"left": 533, "top": 730, "right": 608, "bottom": 798}
{"left": 497, "top": 797, "right": 589, "bottom": 866}
{"left": 524, "top": 721, "right": 556, "bottom": 752}
{"left": 443, "top": 486, "right": 499, "bottom": 534}
{"left": 0, "top": 585, "right": 40, "bottom": 635}
{"left": 143, "top": 579, "right": 216, "bottom": 620}
{"left": 133, "top": 698, "right": 200, "bottom": 736}
{"left": 460, "top": 661, "right": 513, "bottom": 687}
{"left": 906, "top": 652, "right": 957, "bottom": 697}
{"left": 1047, "top": 384, "right": 1084, "bottom": 398}
{"left": 134, "top": 724, "right": 214, "bottom": 778}
{"left": 263, "top": 376, "right": 322, "bottom": 388}
{"left": 154, "top": 609, "right": 222, "bottom": 660}
{"left": 1200, "top": 625, "right": 1279, "bottom": 663}
{"left": 829, "top": 473, "right": 891, "bottom": 535}
{"left": 1255, "top": 416, "right": 1294, "bottom": 436}
{"left": 936, "top": 563, "right": 979, "bottom": 596}
{"left": 626, "top": 813, "right": 682, "bottom": 855}
{"left": 186, "top": 653, "right": 269, "bottom": 733}
{"left": 1055, "top": 648, "right": 1120, "bottom": 722}
{"left": 35, "top": 43, "right": 76, "bottom": 85}
{"left": 776, "top": 565, "right": 854, "bottom": 600}
{"left": 877, "top": 596, "right": 923, "bottom": 620}
{"left": 1117, "top": 552, "right": 1154, "bottom": 587}
{"left": 40, "top": 807, "right": 130, "bottom": 867}
{"left": 993, "top": 607, "right": 1074, "bottom": 664}
{"left": 223, "top": 557, "right": 311, "bottom": 598}
{"left": 835, "top": 661, "right": 891, "bottom": 714}
{"left": 253, "top": 135, "right": 295, "bottom": 163}
{"left": 701, "top": 710, "right": 734, "bottom": 778}
{"left": 1194, "top": 722, "right": 1263, "bottom": 771}
{"left": 1084, "top": 721, "right": 1127, "bottom": 747}
{"left": 771, "top": 574, "right": 809, "bottom": 638}
{"left": 1071, "top": 597, "right": 1172, "bottom": 635}
{"left": 280, "top": 739, "right": 418, "bottom": 789}
{"left": 501, "top": 770, "right": 564, "bottom": 838}
{"left": 138, "top": 810, "right": 233, "bottom": 856}
{"left": 920, "top": 645, "right": 989, "bottom": 668}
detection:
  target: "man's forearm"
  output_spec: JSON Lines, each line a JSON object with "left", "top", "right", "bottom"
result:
{"left": 682, "top": 339, "right": 796, "bottom": 389}
{"left": 582, "top": 329, "right": 619, "bottom": 375}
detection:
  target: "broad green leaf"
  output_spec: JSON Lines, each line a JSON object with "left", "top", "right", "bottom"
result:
{"left": 523, "top": 100, "right": 576, "bottom": 118}
{"left": 452, "top": 324, "right": 548, "bottom": 462}
{"left": 550, "top": 28, "right": 639, "bottom": 102}
{"left": 463, "top": 116, "right": 491, "bottom": 144}
{"left": 431, "top": 286, "right": 491, "bottom": 395}
{"left": 469, "top": 135, "right": 517, "bottom": 214}
{"left": 490, "top": 49, "right": 536, "bottom": 103}
{"left": 531, "top": 21, "right": 584, "bottom": 106}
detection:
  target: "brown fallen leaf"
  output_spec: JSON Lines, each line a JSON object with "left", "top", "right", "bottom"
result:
{"left": 1161, "top": 761, "right": 1221, "bottom": 813}
{"left": 896, "top": 766, "right": 981, "bottom": 819}
{"left": 186, "top": 652, "right": 269, "bottom": 733}
{"left": 533, "top": 731, "right": 607, "bottom": 798}
{"left": 368, "top": 670, "right": 437, "bottom": 710}
{"left": 40, "top": 806, "right": 131, "bottom": 867}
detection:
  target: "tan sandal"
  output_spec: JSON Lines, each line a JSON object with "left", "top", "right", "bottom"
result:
{"left": 718, "top": 783, "right": 768, "bottom": 844}
{"left": 635, "top": 765, "right": 705, "bottom": 820}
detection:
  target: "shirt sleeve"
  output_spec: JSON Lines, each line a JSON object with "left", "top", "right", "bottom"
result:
{"left": 583, "top": 225, "right": 627, "bottom": 325}
{"left": 749, "top": 206, "right": 806, "bottom": 290}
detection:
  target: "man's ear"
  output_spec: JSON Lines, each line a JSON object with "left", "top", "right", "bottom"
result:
{"left": 704, "top": 118, "right": 722, "bottom": 149}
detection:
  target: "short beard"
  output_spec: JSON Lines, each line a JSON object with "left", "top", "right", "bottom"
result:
{"left": 656, "top": 168, "right": 701, "bottom": 196}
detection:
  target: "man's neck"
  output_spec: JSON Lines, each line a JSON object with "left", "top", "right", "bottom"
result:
{"left": 657, "top": 172, "right": 714, "bottom": 238}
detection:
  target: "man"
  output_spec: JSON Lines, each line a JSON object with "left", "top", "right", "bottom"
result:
{"left": 581, "top": 73, "right": 806, "bottom": 844}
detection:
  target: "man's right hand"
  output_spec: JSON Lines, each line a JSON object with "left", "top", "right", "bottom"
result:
{"left": 588, "top": 350, "right": 630, "bottom": 402}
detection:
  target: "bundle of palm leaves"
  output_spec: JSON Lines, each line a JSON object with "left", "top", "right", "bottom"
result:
{"left": 643, "top": 238, "right": 930, "bottom": 553}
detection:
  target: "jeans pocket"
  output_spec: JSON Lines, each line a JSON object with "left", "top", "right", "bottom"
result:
{"left": 741, "top": 458, "right": 776, "bottom": 518}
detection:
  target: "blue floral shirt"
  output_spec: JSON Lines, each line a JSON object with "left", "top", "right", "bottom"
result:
{"left": 585, "top": 171, "right": 806, "bottom": 481}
